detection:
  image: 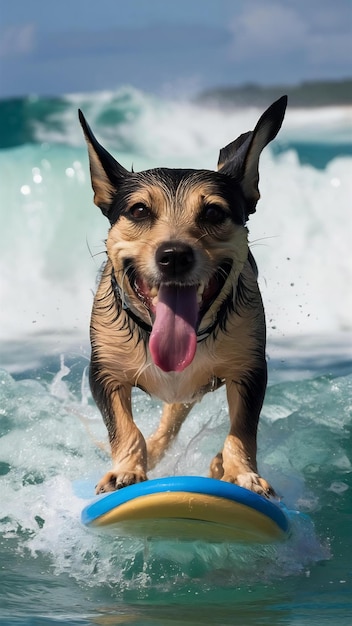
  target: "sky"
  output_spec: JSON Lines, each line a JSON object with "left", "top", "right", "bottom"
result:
{"left": 0, "top": 0, "right": 351, "bottom": 98}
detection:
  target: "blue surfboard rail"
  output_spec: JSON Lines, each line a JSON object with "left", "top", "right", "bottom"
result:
{"left": 81, "top": 475, "right": 290, "bottom": 536}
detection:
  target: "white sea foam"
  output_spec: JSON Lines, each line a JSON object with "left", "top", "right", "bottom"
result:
{"left": 36, "top": 88, "right": 352, "bottom": 153}
{"left": 1, "top": 366, "right": 336, "bottom": 587}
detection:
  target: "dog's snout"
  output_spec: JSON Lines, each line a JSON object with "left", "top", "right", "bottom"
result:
{"left": 155, "top": 241, "right": 195, "bottom": 280}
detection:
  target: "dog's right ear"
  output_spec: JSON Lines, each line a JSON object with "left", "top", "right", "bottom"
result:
{"left": 78, "top": 110, "right": 129, "bottom": 218}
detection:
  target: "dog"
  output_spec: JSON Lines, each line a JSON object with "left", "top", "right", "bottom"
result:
{"left": 79, "top": 96, "right": 287, "bottom": 497}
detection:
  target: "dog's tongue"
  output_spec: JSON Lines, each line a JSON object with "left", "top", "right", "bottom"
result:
{"left": 149, "top": 285, "right": 198, "bottom": 372}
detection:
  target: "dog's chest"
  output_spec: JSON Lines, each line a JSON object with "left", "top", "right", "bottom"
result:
{"left": 140, "top": 364, "right": 225, "bottom": 405}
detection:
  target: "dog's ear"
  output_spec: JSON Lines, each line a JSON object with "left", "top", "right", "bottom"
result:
{"left": 78, "top": 109, "right": 129, "bottom": 218}
{"left": 218, "top": 96, "right": 287, "bottom": 217}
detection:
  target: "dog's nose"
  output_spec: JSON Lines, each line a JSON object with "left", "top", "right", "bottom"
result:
{"left": 155, "top": 241, "right": 195, "bottom": 279}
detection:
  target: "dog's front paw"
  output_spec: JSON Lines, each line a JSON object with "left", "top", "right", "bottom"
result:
{"left": 224, "top": 471, "right": 275, "bottom": 498}
{"left": 95, "top": 470, "right": 147, "bottom": 494}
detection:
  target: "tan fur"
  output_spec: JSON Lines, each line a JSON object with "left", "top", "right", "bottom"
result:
{"left": 79, "top": 97, "right": 288, "bottom": 497}
{"left": 91, "top": 178, "right": 268, "bottom": 496}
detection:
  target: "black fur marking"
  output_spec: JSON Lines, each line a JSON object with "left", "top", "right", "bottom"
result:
{"left": 234, "top": 263, "right": 262, "bottom": 314}
{"left": 92, "top": 283, "right": 121, "bottom": 325}
{"left": 89, "top": 358, "right": 118, "bottom": 437}
{"left": 107, "top": 169, "right": 247, "bottom": 226}
{"left": 233, "top": 365, "right": 268, "bottom": 434}
{"left": 91, "top": 265, "right": 150, "bottom": 349}
{"left": 111, "top": 269, "right": 152, "bottom": 335}
{"left": 198, "top": 290, "right": 235, "bottom": 343}
{"left": 247, "top": 249, "right": 258, "bottom": 279}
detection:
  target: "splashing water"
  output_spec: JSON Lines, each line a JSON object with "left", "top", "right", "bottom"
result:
{"left": 1, "top": 87, "right": 351, "bottom": 623}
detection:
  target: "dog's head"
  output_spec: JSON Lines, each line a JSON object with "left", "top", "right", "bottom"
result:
{"left": 79, "top": 97, "right": 287, "bottom": 373}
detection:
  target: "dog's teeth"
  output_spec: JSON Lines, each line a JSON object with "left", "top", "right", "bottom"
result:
{"left": 152, "top": 296, "right": 159, "bottom": 307}
{"left": 150, "top": 287, "right": 158, "bottom": 298}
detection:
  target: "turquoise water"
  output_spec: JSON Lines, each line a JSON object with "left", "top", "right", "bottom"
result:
{"left": 0, "top": 87, "right": 351, "bottom": 624}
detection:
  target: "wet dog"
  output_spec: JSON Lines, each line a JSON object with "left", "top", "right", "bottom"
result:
{"left": 79, "top": 96, "right": 287, "bottom": 496}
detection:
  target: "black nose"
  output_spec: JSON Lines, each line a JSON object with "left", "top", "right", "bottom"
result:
{"left": 155, "top": 241, "right": 195, "bottom": 280}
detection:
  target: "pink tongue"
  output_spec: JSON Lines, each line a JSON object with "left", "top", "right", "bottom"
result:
{"left": 149, "top": 285, "right": 198, "bottom": 372}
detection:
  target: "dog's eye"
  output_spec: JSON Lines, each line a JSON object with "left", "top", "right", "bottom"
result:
{"left": 201, "top": 204, "right": 228, "bottom": 225}
{"left": 128, "top": 203, "right": 151, "bottom": 220}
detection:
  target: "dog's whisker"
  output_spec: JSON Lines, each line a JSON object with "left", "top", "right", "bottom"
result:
{"left": 86, "top": 238, "right": 106, "bottom": 262}
{"left": 249, "top": 236, "right": 278, "bottom": 248}
{"left": 193, "top": 232, "right": 211, "bottom": 245}
{"left": 91, "top": 250, "right": 108, "bottom": 259}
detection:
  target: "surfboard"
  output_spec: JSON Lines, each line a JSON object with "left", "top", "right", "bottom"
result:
{"left": 81, "top": 476, "right": 290, "bottom": 543}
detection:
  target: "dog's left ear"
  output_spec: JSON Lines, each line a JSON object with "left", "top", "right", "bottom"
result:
{"left": 218, "top": 95, "right": 287, "bottom": 217}
{"left": 78, "top": 109, "right": 129, "bottom": 219}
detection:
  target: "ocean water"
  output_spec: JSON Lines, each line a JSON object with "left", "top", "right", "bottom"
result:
{"left": 0, "top": 86, "right": 351, "bottom": 625}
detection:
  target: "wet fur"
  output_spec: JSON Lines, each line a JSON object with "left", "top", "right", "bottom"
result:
{"left": 79, "top": 97, "right": 287, "bottom": 496}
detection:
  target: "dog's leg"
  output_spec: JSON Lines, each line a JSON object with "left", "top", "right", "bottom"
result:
{"left": 210, "top": 369, "right": 275, "bottom": 497}
{"left": 146, "top": 402, "right": 195, "bottom": 470}
{"left": 95, "top": 384, "right": 148, "bottom": 494}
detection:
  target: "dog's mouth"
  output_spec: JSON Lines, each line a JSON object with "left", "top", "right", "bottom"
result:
{"left": 126, "top": 261, "right": 232, "bottom": 373}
